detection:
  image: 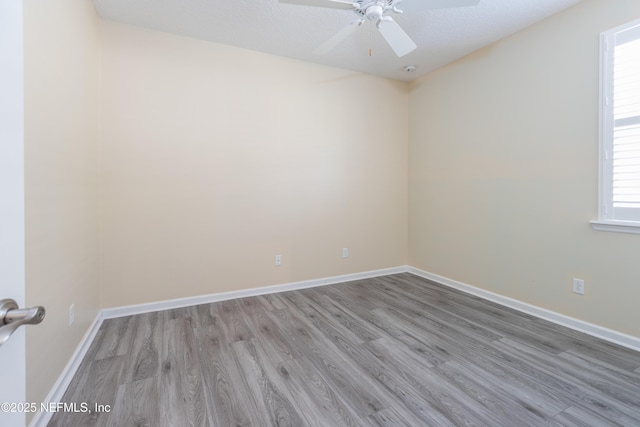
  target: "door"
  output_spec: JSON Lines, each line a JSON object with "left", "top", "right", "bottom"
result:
{"left": 0, "top": 2, "right": 27, "bottom": 427}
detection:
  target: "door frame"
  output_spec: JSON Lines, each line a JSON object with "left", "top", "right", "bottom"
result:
{"left": 0, "top": 1, "right": 27, "bottom": 426}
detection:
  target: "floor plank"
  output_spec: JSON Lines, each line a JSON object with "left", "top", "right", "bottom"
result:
{"left": 232, "top": 338, "right": 307, "bottom": 427}
{"left": 159, "top": 313, "right": 208, "bottom": 426}
{"left": 49, "top": 273, "right": 640, "bottom": 426}
{"left": 108, "top": 377, "right": 161, "bottom": 427}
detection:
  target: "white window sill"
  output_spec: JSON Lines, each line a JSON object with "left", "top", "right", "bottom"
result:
{"left": 590, "top": 220, "right": 640, "bottom": 235}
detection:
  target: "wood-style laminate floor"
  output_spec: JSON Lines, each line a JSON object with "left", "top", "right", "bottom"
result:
{"left": 49, "top": 273, "right": 640, "bottom": 426}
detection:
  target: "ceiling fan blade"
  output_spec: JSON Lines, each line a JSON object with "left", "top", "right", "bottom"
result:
{"left": 398, "top": 0, "right": 480, "bottom": 13}
{"left": 314, "top": 20, "right": 362, "bottom": 55}
{"left": 279, "top": 0, "right": 358, "bottom": 10}
{"left": 377, "top": 18, "right": 417, "bottom": 57}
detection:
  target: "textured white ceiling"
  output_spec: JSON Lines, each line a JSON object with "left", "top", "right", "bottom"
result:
{"left": 93, "top": 0, "right": 584, "bottom": 82}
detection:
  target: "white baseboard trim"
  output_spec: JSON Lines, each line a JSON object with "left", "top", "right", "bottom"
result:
{"left": 407, "top": 267, "right": 640, "bottom": 352}
{"left": 102, "top": 266, "right": 409, "bottom": 319}
{"left": 30, "top": 311, "right": 105, "bottom": 427}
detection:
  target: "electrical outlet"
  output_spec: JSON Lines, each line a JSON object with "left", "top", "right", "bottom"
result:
{"left": 69, "top": 304, "right": 74, "bottom": 326}
{"left": 275, "top": 254, "right": 282, "bottom": 266}
{"left": 572, "top": 278, "right": 585, "bottom": 295}
{"left": 342, "top": 248, "right": 349, "bottom": 258}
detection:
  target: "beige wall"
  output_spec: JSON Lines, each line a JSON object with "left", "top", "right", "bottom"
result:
{"left": 24, "top": 0, "right": 101, "bottom": 412}
{"left": 409, "top": 0, "right": 640, "bottom": 337}
{"left": 99, "top": 22, "right": 409, "bottom": 308}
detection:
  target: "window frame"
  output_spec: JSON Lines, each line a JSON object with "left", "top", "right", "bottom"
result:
{"left": 591, "top": 18, "right": 640, "bottom": 235}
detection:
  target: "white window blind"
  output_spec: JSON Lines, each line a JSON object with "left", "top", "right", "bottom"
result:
{"left": 600, "top": 20, "right": 640, "bottom": 223}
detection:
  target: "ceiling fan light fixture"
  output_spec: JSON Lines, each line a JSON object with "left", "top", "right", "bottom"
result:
{"left": 365, "top": 5, "right": 383, "bottom": 21}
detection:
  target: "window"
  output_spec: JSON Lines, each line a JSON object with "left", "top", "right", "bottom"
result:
{"left": 593, "top": 18, "right": 640, "bottom": 234}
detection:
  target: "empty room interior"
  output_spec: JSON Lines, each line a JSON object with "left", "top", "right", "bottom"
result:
{"left": 3, "top": 0, "right": 640, "bottom": 425}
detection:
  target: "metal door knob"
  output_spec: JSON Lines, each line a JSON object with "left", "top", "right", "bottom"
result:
{"left": 0, "top": 299, "right": 45, "bottom": 347}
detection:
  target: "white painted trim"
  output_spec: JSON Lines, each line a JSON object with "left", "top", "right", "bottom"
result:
{"left": 590, "top": 220, "right": 640, "bottom": 235}
{"left": 598, "top": 19, "right": 640, "bottom": 225}
{"left": 30, "top": 312, "right": 105, "bottom": 427}
{"left": 407, "top": 267, "right": 640, "bottom": 352}
{"left": 598, "top": 27, "right": 611, "bottom": 223}
{"left": 0, "top": 2, "right": 26, "bottom": 426}
{"left": 102, "top": 266, "right": 409, "bottom": 319}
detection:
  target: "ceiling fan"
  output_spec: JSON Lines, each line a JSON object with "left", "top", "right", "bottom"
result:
{"left": 279, "top": 0, "right": 480, "bottom": 57}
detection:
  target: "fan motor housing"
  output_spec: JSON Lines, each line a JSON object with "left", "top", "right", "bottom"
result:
{"left": 365, "top": 5, "right": 384, "bottom": 21}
